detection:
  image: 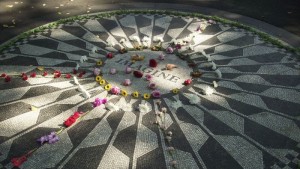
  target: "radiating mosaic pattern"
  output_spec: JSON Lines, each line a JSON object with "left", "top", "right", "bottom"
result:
{"left": 0, "top": 13, "right": 300, "bottom": 169}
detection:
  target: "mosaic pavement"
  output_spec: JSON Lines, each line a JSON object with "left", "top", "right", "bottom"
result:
{"left": 0, "top": 13, "right": 300, "bottom": 169}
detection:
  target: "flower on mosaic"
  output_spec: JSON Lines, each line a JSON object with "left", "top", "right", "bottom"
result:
{"left": 175, "top": 44, "right": 182, "bottom": 49}
{"left": 167, "top": 146, "right": 175, "bottom": 152}
{"left": 53, "top": 70, "right": 61, "bottom": 78}
{"left": 149, "top": 59, "right": 158, "bottom": 68}
{"left": 191, "top": 71, "right": 202, "bottom": 78}
{"left": 37, "top": 66, "right": 44, "bottom": 71}
{"left": 145, "top": 74, "right": 152, "bottom": 81}
{"left": 133, "top": 70, "right": 143, "bottom": 78}
{"left": 122, "top": 103, "right": 132, "bottom": 112}
{"left": 95, "top": 75, "right": 102, "bottom": 82}
{"left": 30, "top": 72, "right": 36, "bottom": 78}
{"left": 121, "top": 90, "right": 128, "bottom": 97}
{"left": 148, "top": 82, "right": 156, "bottom": 90}
{"left": 105, "top": 102, "right": 120, "bottom": 111}
{"left": 208, "top": 19, "right": 216, "bottom": 24}
{"left": 65, "top": 73, "right": 71, "bottom": 79}
{"left": 93, "top": 98, "right": 108, "bottom": 107}
{"left": 110, "top": 68, "right": 117, "bottom": 75}
{"left": 22, "top": 74, "right": 28, "bottom": 81}
{"left": 73, "top": 69, "right": 78, "bottom": 74}
{"left": 166, "top": 64, "right": 177, "bottom": 71}
{"left": 125, "top": 66, "right": 132, "bottom": 74}
{"left": 152, "top": 90, "right": 161, "bottom": 98}
{"left": 184, "top": 79, "right": 192, "bottom": 85}
{"left": 94, "top": 68, "right": 101, "bottom": 76}
{"left": 11, "top": 155, "right": 27, "bottom": 167}
{"left": 78, "top": 72, "right": 84, "bottom": 78}
{"left": 123, "top": 79, "right": 131, "bottom": 86}
{"left": 143, "top": 93, "right": 151, "bottom": 99}
{"left": 99, "top": 79, "right": 106, "bottom": 85}
{"left": 104, "top": 84, "right": 111, "bottom": 90}
{"left": 96, "top": 60, "right": 103, "bottom": 66}
{"left": 158, "top": 53, "right": 165, "bottom": 60}
{"left": 166, "top": 47, "right": 174, "bottom": 54}
{"left": 5, "top": 76, "right": 11, "bottom": 82}
{"left": 37, "top": 132, "right": 59, "bottom": 145}
{"left": 106, "top": 52, "right": 113, "bottom": 59}
{"left": 132, "top": 91, "right": 139, "bottom": 98}
{"left": 169, "top": 160, "right": 177, "bottom": 167}
{"left": 0, "top": 73, "right": 6, "bottom": 77}
{"left": 64, "top": 112, "right": 81, "bottom": 127}
{"left": 185, "top": 93, "right": 200, "bottom": 104}
{"left": 111, "top": 86, "right": 120, "bottom": 95}
{"left": 43, "top": 71, "right": 48, "bottom": 76}
{"left": 139, "top": 103, "right": 151, "bottom": 113}
{"left": 172, "top": 88, "right": 179, "bottom": 94}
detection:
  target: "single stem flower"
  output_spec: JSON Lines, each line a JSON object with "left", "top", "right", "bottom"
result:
{"left": 100, "top": 79, "right": 106, "bottom": 85}
{"left": 143, "top": 93, "right": 151, "bottom": 99}
{"left": 172, "top": 88, "right": 179, "bottom": 94}
{"left": 152, "top": 90, "right": 161, "bottom": 98}
{"left": 97, "top": 60, "right": 103, "bottom": 66}
{"left": 94, "top": 68, "right": 101, "bottom": 76}
{"left": 110, "top": 68, "right": 117, "bottom": 74}
{"left": 166, "top": 47, "right": 174, "bottom": 54}
{"left": 148, "top": 82, "right": 156, "bottom": 89}
{"left": 121, "top": 90, "right": 128, "bottom": 97}
{"left": 145, "top": 74, "right": 152, "bottom": 81}
{"left": 95, "top": 76, "right": 102, "bottom": 82}
{"left": 125, "top": 66, "right": 132, "bottom": 74}
{"left": 123, "top": 79, "right": 131, "bottom": 86}
{"left": 104, "top": 84, "right": 112, "bottom": 90}
{"left": 111, "top": 86, "right": 120, "bottom": 95}
{"left": 132, "top": 91, "right": 139, "bottom": 98}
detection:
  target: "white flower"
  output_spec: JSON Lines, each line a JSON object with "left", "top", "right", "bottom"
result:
{"left": 139, "top": 103, "right": 151, "bottom": 113}
{"left": 75, "top": 63, "right": 80, "bottom": 70}
{"left": 189, "top": 94, "right": 200, "bottom": 104}
{"left": 80, "top": 55, "right": 88, "bottom": 63}
{"left": 91, "top": 46, "right": 97, "bottom": 53}
{"left": 105, "top": 102, "right": 120, "bottom": 112}
{"left": 171, "top": 100, "right": 182, "bottom": 110}
{"left": 119, "top": 38, "right": 126, "bottom": 44}
{"left": 122, "top": 103, "right": 132, "bottom": 112}
{"left": 82, "top": 90, "right": 91, "bottom": 99}
{"left": 107, "top": 41, "right": 116, "bottom": 47}
{"left": 73, "top": 76, "right": 79, "bottom": 85}
{"left": 204, "top": 86, "right": 215, "bottom": 95}
{"left": 153, "top": 36, "right": 164, "bottom": 42}
{"left": 213, "top": 81, "right": 218, "bottom": 88}
{"left": 142, "top": 36, "right": 150, "bottom": 42}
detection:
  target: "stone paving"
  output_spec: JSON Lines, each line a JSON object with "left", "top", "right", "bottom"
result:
{"left": 0, "top": 13, "right": 299, "bottom": 169}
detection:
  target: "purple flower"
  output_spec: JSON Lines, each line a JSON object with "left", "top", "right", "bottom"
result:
{"left": 93, "top": 98, "right": 108, "bottom": 107}
{"left": 148, "top": 82, "right": 156, "bottom": 89}
{"left": 152, "top": 90, "right": 161, "bottom": 98}
{"left": 125, "top": 66, "right": 132, "bottom": 74}
{"left": 48, "top": 135, "right": 59, "bottom": 144}
{"left": 110, "top": 68, "right": 117, "bottom": 74}
{"left": 146, "top": 74, "right": 152, "bottom": 81}
{"left": 37, "top": 132, "right": 59, "bottom": 145}
{"left": 37, "top": 136, "right": 48, "bottom": 145}
{"left": 111, "top": 86, "right": 120, "bottom": 95}
{"left": 166, "top": 47, "right": 174, "bottom": 54}
{"left": 175, "top": 44, "right": 182, "bottom": 49}
{"left": 158, "top": 53, "right": 165, "bottom": 60}
{"left": 93, "top": 68, "right": 101, "bottom": 76}
{"left": 123, "top": 79, "right": 131, "bottom": 86}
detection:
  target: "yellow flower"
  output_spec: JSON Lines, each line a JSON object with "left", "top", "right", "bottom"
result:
{"left": 132, "top": 91, "right": 139, "bottom": 98}
{"left": 97, "top": 60, "right": 103, "bottom": 66}
{"left": 100, "top": 79, "right": 106, "bottom": 85}
{"left": 95, "top": 76, "right": 102, "bottom": 82}
{"left": 104, "top": 84, "right": 112, "bottom": 90}
{"left": 121, "top": 90, "right": 128, "bottom": 97}
{"left": 172, "top": 88, "right": 179, "bottom": 94}
{"left": 143, "top": 93, "right": 150, "bottom": 99}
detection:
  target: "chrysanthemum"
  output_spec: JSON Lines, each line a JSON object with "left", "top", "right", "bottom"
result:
{"left": 99, "top": 79, "right": 106, "bottom": 85}
{"left": 121, "top": 90, "right": 128, "bottom": 97}
{"left": 143, "top": 93, "right": 151, "bottom": 99}
{"left": 132, "top": 91, "right": 139, "bottom": 98}
{"left": 104, "top": 84, "right": 112, "bottom": 90}
{"left": 95, "top": 75, "right": 102, "bottom": 82}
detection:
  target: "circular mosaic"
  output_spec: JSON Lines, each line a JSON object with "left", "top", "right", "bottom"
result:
{"left": 0, "top": 11, "right": 299, "bottom": 169}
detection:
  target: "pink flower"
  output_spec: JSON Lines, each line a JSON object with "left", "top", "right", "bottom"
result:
{"left": 158, "top": 53, "right": 165, "bottom": 60}
{"left": 166, "top": 47, "right": 174, "bottom": 54}
{"left": 152, "top": 90, "right": 161, "bottom": 98}
{"left": 125, "top": 66, "right": 132, "bottom": 74}
{"left": 175, "top": 44, "right": 182, "bottom": 49}
{"left": 111, "top": 86, "right": 120, "bottom": 95}
{"left": 94, "top": 68, "right": 101, "bottom": 76}
{"left": 110, "top": 68, "right": 117, "bottom": 75}
{"left": 148, "top": 82, "right": 156, "bottom": 89}
{"left": 145, "top": 74, "right": 152, "bottom": 81}
{"left": 93, "top": 98, "right": 107, "bottom": 107}
{"left": 123, "top": 79, "right": 131, "bottom": 86}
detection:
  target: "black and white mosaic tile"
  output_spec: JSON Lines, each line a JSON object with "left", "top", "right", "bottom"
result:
{"left": 0, "top": 13, "right": 299, "bottom": 169}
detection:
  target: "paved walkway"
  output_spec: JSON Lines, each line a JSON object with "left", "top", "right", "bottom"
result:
{"left": 0, "top": 7, "right": 300, "bottom": 169}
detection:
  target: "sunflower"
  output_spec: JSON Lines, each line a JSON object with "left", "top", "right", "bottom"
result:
{"left": 99, "top": 79, "right": 106, "bottom": 85}
{"left": 143, "top": 93, "right": 151, "bottom": 99}
{"left": 121, "top": 90, "right": 128, "bottom": 97}
{"left": 104, "top": 84, "right": 112, "bottom": 91}
{"left": 97, "top": 60, "right": 103, "bottom": 66}
{"left": 172, "top": 88, "right": 179, "bottom": 94}
{"left": 95, "top": 76, "right": 102, "bottom": 82}
{"left": 132, "top": 91, "right": 139, "bottom": 98}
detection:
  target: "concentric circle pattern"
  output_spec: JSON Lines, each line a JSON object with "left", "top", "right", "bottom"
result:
{"left": 0, "top": 13, "right": 299, "bottom": 169}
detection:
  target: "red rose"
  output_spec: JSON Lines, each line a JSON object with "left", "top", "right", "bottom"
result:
{"left": 30, "top": 72, "right": 36, "bottom": 78}
{"left": 5, "top": 76, "right": 11, "bottom": 82}
{"left": 184, "top": 79, "right": 192, "bottom": 85}
{"left": 64, "top": 112, "right": 81, "bottom": 127}
{"left": 11, "top": 156, "right": 27, "bottom": 167}
{"left": 106, "top": 52, "right": 113, "bottom": 59}
{"left": 43, "top": 72, "right": 48, "bottom": 76}
{"left": 54, "top": 71, "right": 61, "bottom": 78}
{"left": 22, "top": 75, "right": 28, "bottom": 81}
{"left": 0, "top": 73, "right": 6, "bottom": 77}
{"left": 78, "top": 72, "right": 83, "bottom": 78}
{"left": 133, "top": 71, "right": 143, "bottom": 78}
{"left": 73, "top": 69, "right": 77, "bottom": 74}
{"left": 149, "top": 59, "right": 158, "bottom": 67}
{"left": 65, "top": 74, "right": 71, "bottom": 79}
